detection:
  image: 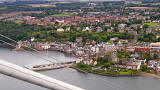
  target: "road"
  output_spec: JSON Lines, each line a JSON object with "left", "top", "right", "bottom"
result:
{"left": 130, "top": 29, "right": 144, "bottom": 46}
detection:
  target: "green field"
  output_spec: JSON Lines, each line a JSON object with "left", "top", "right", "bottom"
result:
{"left": 119, "top": 71, "right": 131, "bottom": 75}
{"left": 14, "top": 21, "right": 24, "bottom": 24}
{"left": 0, "top": 7, "right": 7, "bottom": 10}
{"left": 51, "top": 14, "right": 72, "bottom": 17}
{"left": 143, "top": 23, "right": 160, "bottom": 26}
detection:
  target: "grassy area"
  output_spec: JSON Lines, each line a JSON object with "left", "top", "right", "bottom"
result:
{"left": 51, "top": 14, "right": 72, "bottom": 17}
{"left": 13, "top": 21, "right": 24, "bottom": 24}
{"left": 143, "top": 23, "right": 160, "bottom": 26}
{"left": 74, "top": 63, "right": 141, "bottom": 75}
{"left": 135, "top": 3, "right": 160, "bottom": 5}
{"left": 28, "top": 4, "right": 56, "bottom": 7}
{"left": 0, "top": 7, "right": 7, "bottom": 10}
{"left": 119, "top": 71, "right": 132, "bottom": 75}
{"left": 129, "top": 7, "right": 158, "bottom": 10}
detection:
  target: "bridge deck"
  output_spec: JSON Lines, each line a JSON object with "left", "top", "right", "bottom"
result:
{"left": 0, "top": 59, "right": 84, "bottom": 90}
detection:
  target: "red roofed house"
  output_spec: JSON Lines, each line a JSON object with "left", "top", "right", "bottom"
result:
{"left": 135, "top": 47, "right": 150, "bottom": 52}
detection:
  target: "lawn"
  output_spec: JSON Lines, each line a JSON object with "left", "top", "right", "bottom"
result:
{"left": 143, "top": 23, "right": 160, "bottom": 26}
{"left": 13, "top": 21, "right": 24, "bottom": 24}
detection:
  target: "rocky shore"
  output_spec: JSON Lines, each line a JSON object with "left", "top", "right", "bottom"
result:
{"left": 12, "top": 48, "right": 24, "bottom": 51}
{"left": 140, "top": 73, "right": 160, "bottom": 79}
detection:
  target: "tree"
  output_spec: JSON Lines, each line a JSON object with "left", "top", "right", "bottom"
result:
{"left": 154, "top": 53, "right": 158, "bottom": 59}
{"left": 75, "top": 62, "right": 91, "bottom": 69}
{"left": 141, "top": 65, "right": 148, "bottom": 72}
{"left": 103, "top": 63, "right": 111, "bottom": 68}
{"left": 113, "top": 27, "right": 119, "bottom": 32}
{"left": 143, "top": 24, "right": 149, "bottom": 29}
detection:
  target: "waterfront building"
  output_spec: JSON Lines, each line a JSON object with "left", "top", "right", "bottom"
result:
{"left": 126, "top": 61, "right": 142, "bottom": 70}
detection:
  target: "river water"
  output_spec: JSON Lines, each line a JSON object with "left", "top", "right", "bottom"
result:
{"left": 0, "top": 47, "right": 160, "bottom": 90}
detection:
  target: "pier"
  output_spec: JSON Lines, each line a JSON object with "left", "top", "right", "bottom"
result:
{"left": 25, "top": 61, "right": 76, "bottom": 71}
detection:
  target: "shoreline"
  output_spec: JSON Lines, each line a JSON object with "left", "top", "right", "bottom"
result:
{"left": 2, "top": 46, "right": 160, "bottom": 79}
{"left": 0, "top": 43, "right": 13, "bottom": 47}
{"left": 72, "top": 66, "right": 160, "bottom": 79}
{"left": 140, "top": 73, "right": 160, "bottom": 79}
{"left": 71, "top": 66, "right": 140, "bottom": 77}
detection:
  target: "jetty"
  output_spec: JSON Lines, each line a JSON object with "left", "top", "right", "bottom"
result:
{"left": 25, "top": 61, "right": 76, "bottom": 71}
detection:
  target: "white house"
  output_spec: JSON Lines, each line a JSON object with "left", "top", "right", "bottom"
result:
{"left": 57, "top": 28, "right": 64, "bottom": 32}
{"left": 31, "top": 37, "right": 35, "bottom": 42}
{"left": 148, "top": 60, "right": 160, "bottom": 71}
{"left": 56, "top": 19, "right": 64, "bottom": 23}
{"left": 83, "top": 27, "right": 91, "bottom": 31}
{"left": 41, "top": 43, "right": 51, "bottom": 50}
{"left": 76, "top": 57, "right": 83, "bottom": 64}
{"left": 118, "top": 24, "right": 127, "bottom": 30}
{"left": 91, "top": 46, "right": 99, "bottom": 53}
{"left": 66, "top": 27, "right": 70, "bottom": 31}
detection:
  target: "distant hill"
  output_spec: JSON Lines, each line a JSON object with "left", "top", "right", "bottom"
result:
{"left": 1, "top": 0, "right": 160, "bottom": 2}
{"left": 0, "top": 0, "right": 125, "bottom": 2}
{"left": 128, "top": 0, "right": 160, "bottom": 2}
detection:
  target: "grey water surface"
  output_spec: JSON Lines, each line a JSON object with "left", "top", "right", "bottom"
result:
{"left": 0, "top": 47, "right": 159, "bottom": 90}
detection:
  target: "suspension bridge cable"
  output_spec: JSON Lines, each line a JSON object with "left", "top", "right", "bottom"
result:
{"left": 0, "top": 34, "right": 128, "bottom": 90}
{"left": 0, "top": 40, "right": 57, "bottom": 63}
{"left": 0, "top": 34, "right": 61, "bottom": 63}
{"left": 0, "top": 34, "right": 17, "bottom": 43}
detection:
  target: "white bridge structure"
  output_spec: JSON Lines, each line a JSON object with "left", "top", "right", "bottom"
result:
{"left": 0, "top": 59, "right": 84, "bottom": 90}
